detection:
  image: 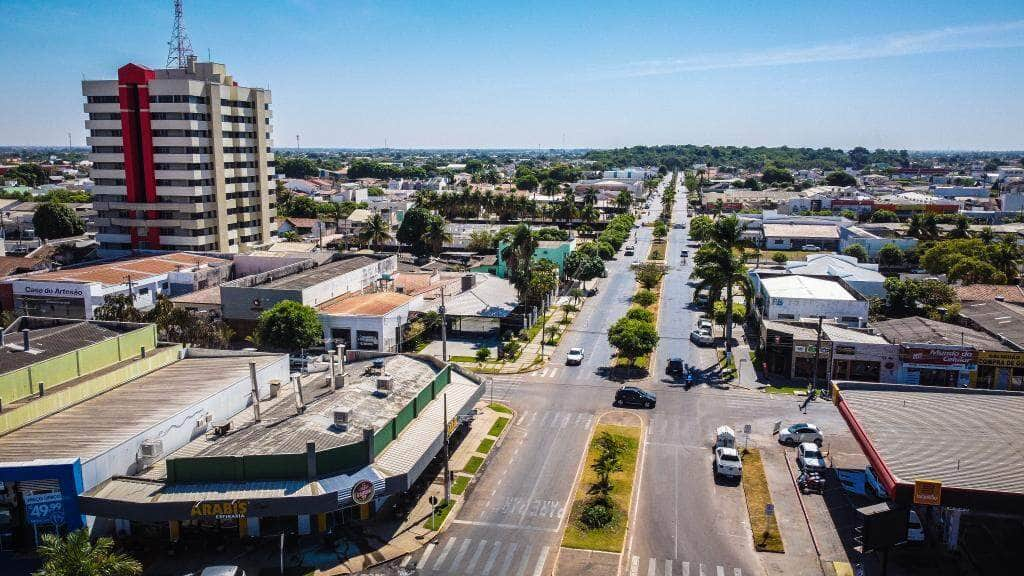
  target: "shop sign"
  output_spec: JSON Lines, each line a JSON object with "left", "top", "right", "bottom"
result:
{"left": 900, "top": 345, "right": 976, "bottom": 367}
{"left": 835, "top": 345, "right": 857, "bottom": 355}
{"left": 14, "top": 282, "right": 86, "bottom": 298}
{"left": 913, "top": 479, "right": 942, "bottom": 506}
{"left": 24, "top": 492, "right": 64, "bottom": 526}
{"left": 190, "top": 500, "right": 249, "bottom": 520}
{"left": 446, "top": 416, "right": 459, "bottom": 437}
{"left": 357, "top": 330, "right": 379, "bottom": 350}
{"left": 977, "top": 351, "right": 1024, "bottom": 369}
{"left": 351, "top": 479, "right": 375, "bottom": 505}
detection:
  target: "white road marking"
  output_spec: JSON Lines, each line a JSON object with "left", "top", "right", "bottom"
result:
{"left": 533, "top": 546, "right": 550, "bottom": 576}
{"left": 481, "top": 541, "right": 502, "bottom": 575}
{"left": 433, "top": 537, "right": 456, "bottom": 570}
{"left": 735, "top": 569, "right": 742, "bottom": 576}
{"left": 665, "top": 559, "right": 673, "bottom": 576}
{"left": 717, "top": 566, "right": 725, "bottom": 576}
{"left": 681, "top": 560, "right": 690, "bottom": 576}
{"left": 499, "top": 542, "right": 519, "bottom": 575}
{"left": 630, "top": 555, "right": 640, "bottom": 576}
{"left": 399, "top": 555, "right": 411, "bottom": 568}
{"left": 648, "top": 557, "right": 657, "bottom": 576}
{"left": 450, "top": 537, "right": 471, "bottom": 571}
{"left": 465, "top": 539, "right": 487, "bottom": 573}
{"left": 515, "top": 544, "right": 534, "bottom": 576}
{"left": 417, "top": 542, "right": 436, "bottom": 570}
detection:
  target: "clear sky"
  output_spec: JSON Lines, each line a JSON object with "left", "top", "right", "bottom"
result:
{"left": 3, "top": 0, "right": 1024, "bottom": 150}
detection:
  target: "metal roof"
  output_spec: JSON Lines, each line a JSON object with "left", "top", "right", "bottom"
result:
{"left": 872, "top": 316, "right": 1008, "bottom": 350}
{"left": 0, "top": 318, "right": 142, "bottom": 376}
{"left": 261, "top": 256, "right": 380, "bottom": 290}
{"left": 959, "top": 300, "right": 1024, "bottom": 350}
{"left": 20, "top": 253, "right": 227, "bottom": 287}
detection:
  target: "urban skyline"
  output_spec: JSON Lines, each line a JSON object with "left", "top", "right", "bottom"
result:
{"left": 2, "top": 0, "right": 1023, "bottom": 150}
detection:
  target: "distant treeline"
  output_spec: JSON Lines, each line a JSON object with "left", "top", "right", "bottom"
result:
{"left": 584, "top": 145, "right": 911, "bottom": 172}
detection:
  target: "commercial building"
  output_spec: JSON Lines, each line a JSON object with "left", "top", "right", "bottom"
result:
{"left": 762, "top": 223, "right": 840, "bottom": 251}
{"left": 493, "top": 238, "right": 576, "bottom": 279}
{"left": 839, "top": 225, "right": 918, "bottom": 260}
{"left": 834, "top": 382, "right": 1024, "bottom": 558}
{"left": 74, "top": 354, "right": 482, "bottom": 541}
{"left": 784, "top": 254, "right": 887, "bottom": 298}
{"left": 319, "top": 292, "right": 414, "bottom": 352}
{"left": 751, "top": 273, "right": 869, "bottom": 327}
{"left": 760, "top": 320, "right": 900, "bottom": 383}
{"left": 83, "top": 60, "right": 276, "bottom": 255}
{"left": 1, "top": 252, "right": 229, "bottom": 319}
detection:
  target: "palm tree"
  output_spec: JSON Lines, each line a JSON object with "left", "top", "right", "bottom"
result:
{"left": 948, "top": 215, "right": 970, "bottom": 239}
{"left": 502, "top": 224, "right": 537, "bottom": 303}
{"left": 691, "top": 215, "right": 752, "bottom": 355}
{"left": 978, "top": 226, "right": 995, "bottom": 244}
{"left": 559, "top": 190, "right": 578, "bottom": 227}
{"left": 35, "top": 528, "right": 142, "bottom": 576}
{"left": 424, "top": 216, "right": 452, "bottom": 256}
{"left": 582, "top": 187, "right": 599, "bottom": 207}
{"left": 615, "top": 190, "right": 632, "bottom": 210}
{"left": 359, "top": 213, "right": 393, "bottom": 249}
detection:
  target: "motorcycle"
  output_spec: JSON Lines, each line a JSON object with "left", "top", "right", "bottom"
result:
{"left": 798, "top": 471, "right": 826, "bottom": 494}
{"left": 684, "top": 365, "right": 694, "bottom": 389}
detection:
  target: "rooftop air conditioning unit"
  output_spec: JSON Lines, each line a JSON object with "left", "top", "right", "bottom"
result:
{"left": 376, "top": 374, "right": 393, "bottom": 393}
{"left": 139, "top": 439, "right": 163, "bottom": 460}
{"left": 332, "top": 406, "right": 352, "bottom": 429}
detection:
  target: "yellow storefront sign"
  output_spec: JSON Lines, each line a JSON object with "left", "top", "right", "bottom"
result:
{"left": 977, "top": 351, "right": 1024, "bottom": 369}
{"left": 913, "top": 479, "right": 942, "bottom": 506}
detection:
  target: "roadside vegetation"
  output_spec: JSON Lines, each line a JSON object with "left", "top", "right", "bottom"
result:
{"left": 740, "top": 449, "right": 784, "bottom": 553}
{"left": 562, "top": 424, "right": 641, "bottom": 552}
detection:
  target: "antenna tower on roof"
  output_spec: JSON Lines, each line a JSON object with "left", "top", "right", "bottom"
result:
{"left": 166, "top": 0, "right": 196, "bottom": 69}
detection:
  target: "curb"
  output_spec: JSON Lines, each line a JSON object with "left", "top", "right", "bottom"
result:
{"left": 783, "top": 449, "right": 826, "bottom": 575}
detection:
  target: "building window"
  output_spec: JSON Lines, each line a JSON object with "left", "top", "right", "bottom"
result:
{"left": 87, "top": 95, "right": 119, "bottom": 103}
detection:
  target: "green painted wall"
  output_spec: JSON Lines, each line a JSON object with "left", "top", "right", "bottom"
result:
{"left": 317, "top": 442, "right": 368, "bottom": 475}
{"left": 0, "top": 324, "right": 158, "bottom": 407}
{"left": 242, "top": 453, "right": 306, "bottom": 480}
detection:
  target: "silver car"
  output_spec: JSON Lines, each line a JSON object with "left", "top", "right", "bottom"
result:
{"left": 778, "top": 423, "right": 823, "bottom": 446}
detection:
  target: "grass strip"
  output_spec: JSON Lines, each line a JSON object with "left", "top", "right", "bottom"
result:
{"left": 476, "top": 438, "right": 495, "bottom": 454}
{"left": 488, "top": 417, "right": 510, "bottom": 437}
{"left": 464, "top": 455, "right": 484, "bottom": 474}
{"left": 451, "top": 475, "right": 470, "bottom": 495}
{"left": 448, "top": 355, "right": 478, "bottom": 363}
{"left": 740, "top": 448, "right": 785, "bottom": 553}
{"left": 423, "top": 499, "right": 454, "bottom": 530}
{"left": 561, "top": 423, "right": 641, "bottom": 552}
{"left": 489, "top": 402, "right": 512, "bottom": 414}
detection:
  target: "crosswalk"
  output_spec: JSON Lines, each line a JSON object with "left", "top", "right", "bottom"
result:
{"left": 627, "top": 555, "right": 744, "bottom": 576}
{"left": 410, "top": 537, "right": 552, "bottom": 575}
{"left": 533, "top": 366, "right": 566, "bottom": 380}
{"left": 515, "top": 409, "right": 593, "bottom": 431}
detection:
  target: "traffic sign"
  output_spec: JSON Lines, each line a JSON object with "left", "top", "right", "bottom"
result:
{"left": 429, "top": 495, "right": 439, "bottom": 506}
{"left": 743, "top": 424, "right": 752, "bottom": 434}
{"left": 765, "top": 504, "right": 775, "bottom": 517}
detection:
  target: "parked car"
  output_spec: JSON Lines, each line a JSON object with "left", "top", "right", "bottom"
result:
{"left": 714, "top": 447, "right": 743, "bottom": 480}
{"left": 614, "top": 386, "right": 657, "bottom": 408}
{"left": 624, "top": 245, "right": 636, "bottom": 256}
{"left": 796, "top": 442, "right": 827, "bottom": 471}
{"left": 566, "top": 347, "right": 585, "bottom": 366}
{"left": 666, "top": 357, "right": 685, "bottom": 376}
{"left": 697, "top": 317, "right": 713, "bottom": 331}
{"left": 778, "top": 423, "right": 823, "bottom": 445}
{"left": 690, "top": 329, "right": 714, "bottom": 346}
{"left": 801, "top": 244, "right": 822, "bottom": 251}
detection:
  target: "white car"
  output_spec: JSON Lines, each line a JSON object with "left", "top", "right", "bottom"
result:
{"left": 801, "top": 244, "right": 822, "bottom": 251}
{"left": 698, "top": 318, "right": 713, "bottom": 331}
{"left": 690, "top": 329, "right": 714, "bottom": 346}
{"left": 778, "top": 423, "right": 823, "bottom": 446}
{"left": 565, "top": 347, "right": 585, "bottom": 366}
{"left": 714, "top": 447, "right": 743, "bottom": 480}
{"left": 796, "top": 442, "right": 827, "bottom": 471}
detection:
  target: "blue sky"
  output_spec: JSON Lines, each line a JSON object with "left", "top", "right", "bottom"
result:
{"left": 3, "top": 0, "right": 1023, "bottom": 149}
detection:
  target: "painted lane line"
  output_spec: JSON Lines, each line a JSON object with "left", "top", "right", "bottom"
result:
{"left": 417, "top": 542, "right": 436, "bottom": 570}
{"left": 735, "top": 569, "right": 742, "bottom": 576}
{"left": 533, "top": 546, "right": 551, "bottom": 576}
{"left": 681, "top": 560, "right": 690, "bottom": 576}
{"left": 432, "top": 537, "right": 456, "bottom": 570}
{"left": 481, "top": 541, "right": 502, "bottom": 575}
{"left": 450, "top": 537, "right": 471, "bottom": 571}
{"left": 717, "top": 566, "right": 725, "bottom": 576}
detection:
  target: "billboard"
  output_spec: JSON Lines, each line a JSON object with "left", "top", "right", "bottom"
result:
{"left": 899, "top": 345, "right": 976, "bottom": 368}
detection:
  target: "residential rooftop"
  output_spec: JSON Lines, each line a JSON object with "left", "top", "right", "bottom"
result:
{"left": 759, "top": 275, "right": 857, "bottom": 301}
{"left": 19, "top": 253, "right": 227, "bottom": 287}
{"left": 784, "top": 254, "right": 883, "bottom": 283}
{"left": 954, "top": 283, "right": 1024, "bottom": 304}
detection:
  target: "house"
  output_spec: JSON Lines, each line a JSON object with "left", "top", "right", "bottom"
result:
{"left": 493, "top": 237, "right": 576, "bottom": 278}
{"left": 839, "top": 225, "right": 918, "bottom": 260}
{"left": 338, "top": 208, "right": 374, "bottom": 236}
{"left": 277, "top": 217, "right": 334, "bottom": 240}
{"left": 751, "top": 273, "right": 869, "bottom": 327}
{"left": 783, "top": 254, "right": 887, "bottom": 298}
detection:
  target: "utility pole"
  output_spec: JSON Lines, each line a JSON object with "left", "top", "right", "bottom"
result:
{"left": 439, "top": 289, "right": 448, "bottom": 362}
{"left": 810, "top": 316, "right": 824, "bottom": 392}
{"left": 125, "top": 274, "right": 135, "bottom": 303}
{"left": 442, "top": 393, "right": 451, "bottom": 503}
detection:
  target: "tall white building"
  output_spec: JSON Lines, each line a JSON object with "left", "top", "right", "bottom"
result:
{"left": 83, "top": 59, "right": 277, "bottom": 255}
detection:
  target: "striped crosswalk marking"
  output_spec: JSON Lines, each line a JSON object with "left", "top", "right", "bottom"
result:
{"left": 481, "top": 541, "right": 502, "bottom": 575}
{"left": 417, "top": 542, "right": 436, "bottom": 570}
{"left": 432, "top": 537, "right": 456, "bottom": 570}
{"left": 464, "top": 539, "right": 487, "bottom": 574}
{"left": 735, "top": 569, "right": 742, "bottom": 576}
{"left": 630, "top": 555, "right": 640, "bottom": 576}
{"left": 681, "top": 560, "right": 690, "bottom": 576}
{"left": 717, "top": 566, "right": 725, "bottom": 576}
{"left": 649, "top": 557, "right": 658, "bottom": 576}
{"left": 499, "top": 542, "right": 519, "bottom": 575}
{"left": 515, "top": 544, "right": 534, "bottom": 576}
{"left": 665, "top": 559, "right": 673, "bottom": 576}
{"left": 450, "top": 537, "right": 471, "bottom": 570}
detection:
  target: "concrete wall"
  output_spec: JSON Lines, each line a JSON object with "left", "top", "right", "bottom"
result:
{"left": 764, "top": 296, "right": 869, "bottom": 327}
{"left": 320, "top": 304, "right": 409, "bottom": 352}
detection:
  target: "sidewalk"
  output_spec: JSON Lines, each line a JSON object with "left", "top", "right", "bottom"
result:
{"left": 460, "top": 294, "right": 578, "bottom": 374}
{"left": 319, "top": 401, "right": 513, "bottom": 574}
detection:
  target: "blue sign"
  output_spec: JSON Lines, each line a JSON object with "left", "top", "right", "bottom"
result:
{"left": 764, "top": 503, "right": 775, "bottom": 517}
{"left": 24, "top": 492, "right": 65, "bottom": 526}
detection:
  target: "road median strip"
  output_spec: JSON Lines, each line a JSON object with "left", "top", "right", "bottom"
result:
{"left": 560, "top": 419, "right": 642, "bottom": 552}
{"left": 741, "top": 448, "right": 785, "bottom": 553}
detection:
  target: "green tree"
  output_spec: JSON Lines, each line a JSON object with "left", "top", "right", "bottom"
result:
{"left": 771, "top": 252, "right": 789, "bottom": 264}
{"left": 563, "top": 251, "right": 604, "bottom": 288}
{"left": 515, "top": 173, "right": 540, "bottom": 191}
{"left": 424, "top": 215, "right": 452, "bottom": 255}
{"left": 632, "top": 289, "right": 657, "bottom": 307}
{"left": 35, "top": 528, "right": 142, "bottom": 576}
{"left": 502, "top": 224, "right": 538, "bottom": 304}
{"left": 636, "top": 262, "right": 664, "bottom": 290}
{"left": 608, "top": 317, "right": 659, "bottom": 369}
{"left": 9, "top": 163, "right": 47, "bottom": 186}
{"left": 396, "top": 206, "right": 433, "bottom": 256}
{"left": 525, "top": 260, "right": 559, "bottom": 306}
{"left": 33, "top": 201, "right": 85, "bottom": 240}
{"left": 653, "top": 220, "right": 668, "bottom": 240}
{"left": 881, "top": 278, "right": 957, "bottom": 318}
{"left": 93, "top": 293, "right": 144, "bottom": 322}
{"left": 467, "top": 229, "right": 496, "bottom": 252}
{"left": 842, "top": 243, "right": 869, "bottom": 263}
{"left": 359, "top": 213, "right": 393, "bottom": 248}
{"left": 948, "top": 215, "right": 970, "bottom": 239}
{"left": 625, "top": 306, "right": 655, "bottom": 323}
{"left": 877, "top": 243, "right": 905, "bottom": 267}
{"left": 907, "top": 213, "right": 939, "bottom": 240}
{"left": 869, "top": 210, "right": 898, "bottom": 223}
{"left": 475, "top": 347, "right": 492, "bottom": 363}
{"left": 280, "top": 195, "right": 320, "bottom": 218}
{"left": 279, "top": 157, "right": 319, "bottom": 178}
{"left": 825, "top": 171, "right": 857, "bottom": 187}
{"left": 615, "top": 190, "right": 633, "bottom": 210}
{"left": 255, "top": 301, "right": 323, "bottom": 351}
{"left": 692, "top": 216, "right": 752, "bottom": 354}
{"left": 760, "top": 165, "right": 794, "bottom": 185}
{"left": 689, "top": 215, "right": 715, "bottom": 242}
{"left": 948, "top": 258, "right": 1006, "bottom": 285}
{"left": 840, "top": 209, "right": 857, "bottom": 220}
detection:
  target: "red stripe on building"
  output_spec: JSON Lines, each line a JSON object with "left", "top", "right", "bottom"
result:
{"left": 117, "top": 64, "right": 157, "bottom": 250}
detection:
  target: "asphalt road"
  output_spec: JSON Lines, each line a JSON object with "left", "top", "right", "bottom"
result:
{"left": 374, "top": 176, "right": 847, "bottom": 576}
